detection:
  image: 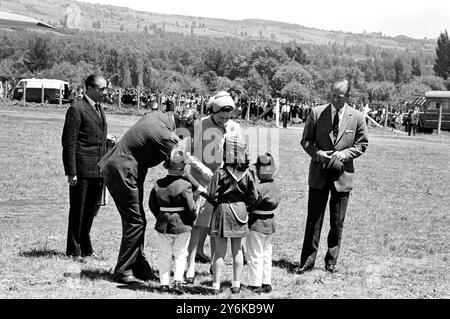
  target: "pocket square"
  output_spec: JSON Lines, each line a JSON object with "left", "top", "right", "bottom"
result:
{"left": 345, "top": 130, "right": 354, "bottom": 133}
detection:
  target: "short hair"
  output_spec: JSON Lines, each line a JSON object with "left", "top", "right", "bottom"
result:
{"left": 85, "top": 74, "right": 103, "bottom": 90}
{"left": 331, "top": 79, "right": 351, "bottom": 97}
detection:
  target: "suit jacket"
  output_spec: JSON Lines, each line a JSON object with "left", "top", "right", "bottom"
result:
{"left": 62, "top": 97, "right": 107, "bottom": 178}
{"left": 301, "top": 103, "right": 368, "bottom": 192}
{"left": 149, "top": 175, "right": 197, "bottom": 235}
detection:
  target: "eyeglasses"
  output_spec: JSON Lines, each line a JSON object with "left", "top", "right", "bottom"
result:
{"left": 96, "top": 87, "right": 108, "bottom": 93}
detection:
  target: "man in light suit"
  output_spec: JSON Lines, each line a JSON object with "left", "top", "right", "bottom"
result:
{"left": 62, "top": 74, "right": 108, "bottom": 260}
{"left": 296, "top": 79, "right": 368, "bottom": 274}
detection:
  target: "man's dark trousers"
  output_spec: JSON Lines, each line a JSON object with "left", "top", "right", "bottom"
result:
{"left": 104, "top": 164, "right": 153, "bottom": 280}
{"left": 66, "top": 178, "right": 103, "bottom": 256}
{"left": 300, "top": 178, "right": 350, "bottom": 268}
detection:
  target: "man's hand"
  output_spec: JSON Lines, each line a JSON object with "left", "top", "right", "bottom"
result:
{"left": 316, "top": 150, "right": 332, "bottom": 165}
{"left": 68, "top": 175, "right": 77, "bottom": 186}
{"left": 332, "top": 151, "right": 346, "bottom": 162}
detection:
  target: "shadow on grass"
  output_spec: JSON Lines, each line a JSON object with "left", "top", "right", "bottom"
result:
{"left": 19, "top": 248, "right": 65, "bottom": 258}
{"left": 116, "top": 282, "right": 218, "bottom": 296}
{"left": 80, "top": 269, "right": 114, "bottom": 282}
{"left": 272, "top": 258, "right": 299, "bottom": 273}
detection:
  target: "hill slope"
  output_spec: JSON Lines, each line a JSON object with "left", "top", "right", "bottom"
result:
{"left": 0, "top": 0, "right": 436, "bottom": 52}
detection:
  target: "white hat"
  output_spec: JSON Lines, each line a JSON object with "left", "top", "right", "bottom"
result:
{"left": 211, "top": 91, "right": 235, "bottom": 113}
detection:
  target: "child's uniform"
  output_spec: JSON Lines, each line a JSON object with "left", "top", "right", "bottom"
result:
{"left": 246, "top": 178, "right": 281, "bottom": 288}
{"left": 208, "top": 166, "right": 258, "bottom": 238}
{"left": 149, "top": 175, "right": 197, "bottom": 286}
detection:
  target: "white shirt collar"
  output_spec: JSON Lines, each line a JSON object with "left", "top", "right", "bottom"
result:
{"left": 85, "top": 94, "right": 96, "bottom": 108}
{"left": 331, "top": 103, "right": 345, "bottom": 115}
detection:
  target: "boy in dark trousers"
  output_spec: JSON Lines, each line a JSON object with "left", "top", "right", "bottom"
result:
{"left": 246, "top": 153, "right": 281, "bottom": 294}
{"left": 149, "top": 148, "right": 197, "bottom": 294}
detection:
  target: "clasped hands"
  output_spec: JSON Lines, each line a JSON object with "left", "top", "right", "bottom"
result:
{"left": 316, "top": 150, "right": 346, "bottom": 167}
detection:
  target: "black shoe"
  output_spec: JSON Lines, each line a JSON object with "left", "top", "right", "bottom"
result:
{"left": 82, "top": 251, "right": 102, "bottom": 260}
{"left": 159, "top": 285, "right": 170, "bottom": 293}
{"left": 231, "top": 287, "right": 241, "bottom": 294}
{"left": 185, "top": 275, "right": 196, "bottom": 284}
{"left": 171, "top": 281, "right": 184, "bottom": 295}
{"left": 72, "top": 255, "right": 86, "bottom": 263}
{"left": 195, "top": 253, "right": 211, "bottom": 264}
{"left": 261, "top": 284, "right": 272, "bottom": 293}
{"left": 113, "top": 275, "right": 145, "bottom": 285}
{"left": 325, "top": 264, "right": 338, "bottom": 273}
{"left": 294, "top": 264, "right": 314, "bottom": 274}
{"left": 134, "top": 269, "right": 159, "bottom": 281}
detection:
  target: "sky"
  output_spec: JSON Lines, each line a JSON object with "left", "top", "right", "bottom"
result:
{"left": 79, "top": 0, "right": 450, "bottom": 39}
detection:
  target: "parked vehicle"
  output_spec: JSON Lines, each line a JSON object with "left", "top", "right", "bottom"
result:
{"left": 12, "top": 78, "right": 70, "bottom": 104}
{"left": 418, "top": 91, "right": 450, "bottom": 133}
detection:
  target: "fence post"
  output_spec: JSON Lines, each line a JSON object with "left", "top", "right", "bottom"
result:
{"left": 59, "top": 83, "right": 62, "bottom": 107}
{"left": 118, "top": 88, "right": 122, "bottom": 109}
{"left": 23, "top": 84, "right": 26, "bottom": 107}
{"left": 384, "top": 104, "right": 388, "bottom": 127}
{"left": 41, "top": 83, "right": 44, "bottom": 106}
{"left": 437, "top": 103, "right": 442, "bottom": 135}
{"left": 137, "top": 87, "right": 140, "bottom": 113}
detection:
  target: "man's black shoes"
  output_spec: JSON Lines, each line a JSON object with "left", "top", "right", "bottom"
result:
{"left": 294, "top": 264, "right": 314, "bottom": 274}
{"left": 325, "top": 264, "right": 338, "bottom": 273}
{"left": 113, "top": 275, "right": 145, "bottom": 285}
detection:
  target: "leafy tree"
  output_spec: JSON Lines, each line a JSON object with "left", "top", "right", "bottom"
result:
{"left": 283, "top": 44, "right": 310, "bottom": 65}
{"left": 281, "top": 81, "right": 311, "bottom": 102}
{"left": 202, "top": 48, "right": 226, "bottom": 76}
{"left": 367, "top": 81, "right": 397, "bottom": 103}
{"left": 433, "top": 30, "right": 450, "bottom": 79}
{"left": 394, "top": 57, "right": 411, "bottom": 83}
{"left": 418, "top": 75, "right": 445, "bottom": 90}
{"left": 26, "top": 36, "right": 55, "bottom": 73}
{"left": 411, "top": 57, "right": 422, "bottom": 76}
{"left": 272, "top": 62, "right": 313, "bottom": 93}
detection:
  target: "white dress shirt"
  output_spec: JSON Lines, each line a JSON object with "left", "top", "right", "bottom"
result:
{"left": 331, "top": 103, "right": 345, "bottom": 129}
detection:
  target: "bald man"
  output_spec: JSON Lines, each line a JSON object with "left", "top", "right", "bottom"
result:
{"left": 296, "top": 79, "right": 368, "bottom": 274}
{"left": 62, "top": 74, "right": 108, "bottom": 259}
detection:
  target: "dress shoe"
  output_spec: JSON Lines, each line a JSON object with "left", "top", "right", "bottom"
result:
{"left": 72, "top": 255, "right": 86, "bottom": 263}
{"left": 159, "top": 285, "right": 170, "bottom": 293}
{"left": 325, "top": 264, "right": 338, "bottom": 273}
{"left": 171, "top": 281, "right": 184, "bottom": 295}
{"left": 294, "top": 265, "right": 314, "bottom": 275}
{"left": 134, "top": 269, "right": 159, "bottom": 282}
{"left": 195, "top": 253, "right": 211, "bottom": 264}
{"left": 231, "top": 286, "right": 241, "bottom": 294}
{"left": 82, "top": 251, "right": 101, "bottom": 260}
{"left": 185, "top": 275, "right": 196, "bottom": 284}
{"left": 261, "top": 284, "right": 272, "bottom": 293}
{"left": 113, "top": 275, "right": 145, "bottom": 285}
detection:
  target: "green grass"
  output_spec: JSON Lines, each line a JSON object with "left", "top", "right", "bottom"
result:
{"left": 0, "top": 103, "right": 449, "bottom": 299}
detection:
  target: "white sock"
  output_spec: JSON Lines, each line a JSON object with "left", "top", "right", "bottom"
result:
{"left": 233, "top": 281, "right": 240, "bottom": 288}
{"left": 212, "top": 282, "right": 221, "bottom": 290}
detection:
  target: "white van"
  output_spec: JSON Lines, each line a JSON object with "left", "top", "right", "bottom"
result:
{"left": 13, "top": 78, "right": 70, "bottom": 103}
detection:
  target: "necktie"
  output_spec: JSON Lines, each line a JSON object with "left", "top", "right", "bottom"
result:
{"left": 95, "top": 102, "right": 101, "bottom": 117}
{"left": 332, "top": 109, "right": 339, "bottom": 142}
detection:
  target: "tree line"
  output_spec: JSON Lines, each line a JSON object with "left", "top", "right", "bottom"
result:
{"left": 1, "top": 28, "right": 450, "bottom": 107}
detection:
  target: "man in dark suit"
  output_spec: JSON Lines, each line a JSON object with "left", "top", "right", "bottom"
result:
{"left": 296, "top": 79, "right": 369, "bottom": 274}
{"left": 98, "top": 110, "right": 207, "bottom": 285}
{"left": 62, "top": 74, "right": 108, "bottom": 260}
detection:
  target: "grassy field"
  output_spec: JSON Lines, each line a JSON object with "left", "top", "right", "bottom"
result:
{"left": 0, "top": 103, "right": 449, "bottom": 299}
